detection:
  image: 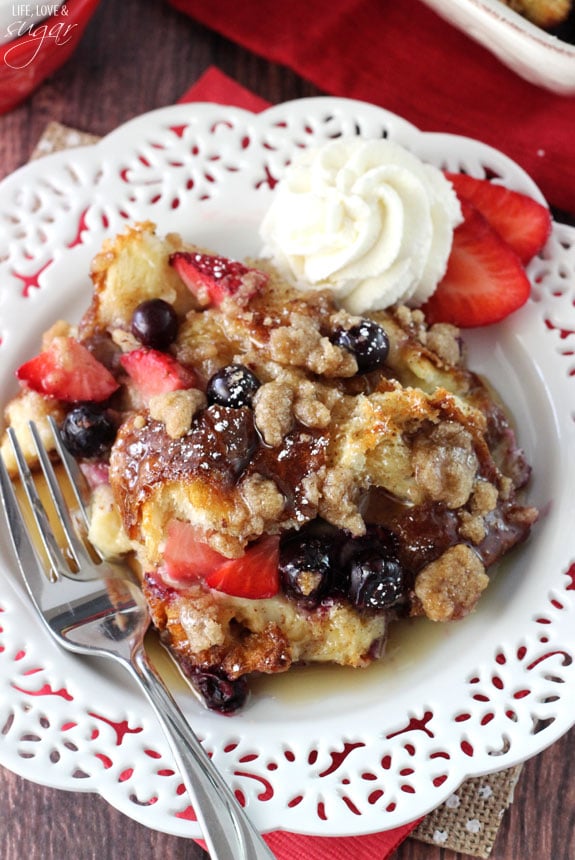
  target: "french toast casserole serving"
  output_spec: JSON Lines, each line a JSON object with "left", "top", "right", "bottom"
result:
{"left": 1, "top": 140, "right": 545, "bottom": 713}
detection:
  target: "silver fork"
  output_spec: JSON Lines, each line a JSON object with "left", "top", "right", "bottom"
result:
{"left": 0, "top": 419, "right": 275, "bottom": 860}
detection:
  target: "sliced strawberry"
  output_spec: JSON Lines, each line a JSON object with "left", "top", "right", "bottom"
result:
{"left": 422, "top": 200, "right": 531, "bottom": 328}
{"left": 163, "top": 520, "right": 226, "bottom": 583}
{"left": 205, "top": 535, "right": 280, "bottom": 599}
{"left": 79, "top": 461, "right": 110, "bottom": 488}
{"left": 445, "top": 172, "right": 551, "bottom": 264}
{"left": 120, "top": 348, "right": 196, "bottom": 399}
{"left": 16, "top": 337, "right": 119, "bottom": 402}
{"left": 169, "top": 251, "right": 268, "bottom": 307}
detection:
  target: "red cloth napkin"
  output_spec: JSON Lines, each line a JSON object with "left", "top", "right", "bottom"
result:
{"left": 178, "top": 64, "right": 424, "bottom": 860}
{"left": 180, "top": 66, "right": 271, "bottom": 113}
{"left": 196, "top": 826, "right": 421, "bottom": 860}
{"left": 169, "top": 0, "right": 575, "bottom": 216}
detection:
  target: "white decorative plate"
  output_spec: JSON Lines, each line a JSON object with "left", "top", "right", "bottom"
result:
{"left": 1, "top": 98, "right": 575, "bottom": 838}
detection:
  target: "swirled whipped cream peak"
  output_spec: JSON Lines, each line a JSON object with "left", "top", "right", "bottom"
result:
{"left": 259, "top": 138, "right": 462, "bottom": 314}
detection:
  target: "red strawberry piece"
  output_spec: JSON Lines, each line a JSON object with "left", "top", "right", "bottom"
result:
{"left": 163, "top": 520, "right": 227, "bottom": 583}
{"left": 169, "top": 251, "right": 268, "bottom": 307}
{"left": 445, "top": 172, "right": 551, "bottom": 264}
{"left": 422, "top": 200, "right": 531, "bottom": 328}
{"left": 16, "top": 337, "right": 119, "bottom": 403}
{"left": 205, "top": 535, "right": 280, "bottom": 599}
{"left": 79, "top": 461, "right": 110, "bottom": 488}
{"left": 120, "top": 348, "right": 196, "bottom": 399}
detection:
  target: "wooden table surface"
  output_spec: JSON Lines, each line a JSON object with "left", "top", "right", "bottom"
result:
{"left": 1, "top": 1, "right": 574, "bottom": 858}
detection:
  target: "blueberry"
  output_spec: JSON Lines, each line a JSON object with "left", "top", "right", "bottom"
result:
{"left": 278, "top": 519, "right": 340, "bottom": 607}
{"left": 332, "top": 320, "right": 390, "bottom": 373}
{"left": 347, "top": 551, "right": 405, "bottom": 610}
{"left": 279, "top": 519, "right": 407, "bottom": 611}
{"left": 131, "top": 299, "right": 179, "bottom": 350}
{"left": 206, "top": 364, "right": 261, "bottom": 409}
{"left": 61, "top": 405, "right": 116, "bottom": 459}
{"left": 188, "top": 668, "right": 248, "bottom": 713}
{"left": 340, "top": 528, "right": 406, "bottom": 610}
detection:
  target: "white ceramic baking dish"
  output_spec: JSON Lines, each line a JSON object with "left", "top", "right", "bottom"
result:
{"left": 419, "top": 0, "right": 575, "bottom": 94}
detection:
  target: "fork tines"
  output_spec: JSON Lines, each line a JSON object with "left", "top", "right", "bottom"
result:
{"left": 1, "top": 420, "right": 93, "bottom": 584}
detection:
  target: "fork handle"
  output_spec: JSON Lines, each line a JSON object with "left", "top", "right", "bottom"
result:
{"left": 129, "top": 644, "right": 276, "bottom": 860}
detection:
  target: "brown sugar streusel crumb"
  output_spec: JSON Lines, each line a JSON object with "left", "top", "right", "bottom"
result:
{"left": 253, "top": 380, "right": 294, "bottom": 447}
{"left": 414, "top": 544, "right": 490, "bottom": 622}
{"left": 148, "top": 388, "right": 207, "bottom": 439}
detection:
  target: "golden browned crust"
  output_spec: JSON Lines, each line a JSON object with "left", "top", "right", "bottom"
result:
{"left": 1, "top": 389, "right": 66, "bottom": 476}
{"left": 83, "top": 222, "right": 199, "bottom": 335}
{"left": 143, "top": 579, "right": 386, "bottom": 678}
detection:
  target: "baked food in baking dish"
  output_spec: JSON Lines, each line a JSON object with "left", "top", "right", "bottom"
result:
{"left": 1, "top": 220, "right": 538, "bottom": 712}
{"left": 500, "top": 0, "right": 571, "bottom": 27}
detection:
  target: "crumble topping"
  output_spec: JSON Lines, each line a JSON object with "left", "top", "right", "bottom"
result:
{"left": 253, "top": 381, "right": 294, "bottom": 447}
{"left": 148, "top": 388, "right": 207, "bottom": 439}
{"left": 414, "top": 544, "right": 489, "bottom": 622}
{"left": 240, "top": 473, "right": 285, "bottom": 525}
{"left": 411, "top": 421, "right": 478, "bottom": 508}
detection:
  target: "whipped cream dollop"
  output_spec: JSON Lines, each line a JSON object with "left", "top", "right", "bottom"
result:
{"left": 259, "top": 138, "right": 462, "bottom": 314}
